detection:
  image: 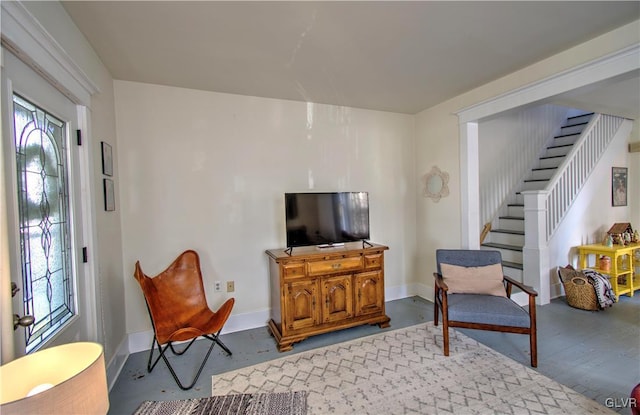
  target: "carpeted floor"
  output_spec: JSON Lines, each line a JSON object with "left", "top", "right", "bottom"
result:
{"left": 211, "top": 323, "right": 615, "bottom": 414}
{"left": 133, "top": 391, "right": 307, "bottom": 415}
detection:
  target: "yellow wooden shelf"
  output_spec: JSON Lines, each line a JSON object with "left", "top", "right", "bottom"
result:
{"left": 576, "top": 243, "right": 640, "bottom": 299}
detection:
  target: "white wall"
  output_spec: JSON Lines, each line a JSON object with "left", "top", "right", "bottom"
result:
{"left": 13, "top": 2, "right": 638, "bottom": 368}
{"left": 478, "top": 104, "right": 576, "bottom": 226}
{"left": 630, "top": 121, "right": 640, "bottom": 234}
{"left": 415, "top": 20, "right": 640, "bottom": 301}
{"left": 548, "top": 121, "right": 633, "bottom": 296}
{"left": 114, "top": 81, "right": 416, "bottom": 337}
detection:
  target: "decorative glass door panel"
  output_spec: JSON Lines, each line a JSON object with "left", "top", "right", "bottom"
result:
{"left": 12, "top": 94, "right": 75, "bottom": 353}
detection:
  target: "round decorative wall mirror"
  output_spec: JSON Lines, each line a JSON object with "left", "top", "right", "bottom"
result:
{"left": 423, "top": 166, "right": 450, "bottom": 202}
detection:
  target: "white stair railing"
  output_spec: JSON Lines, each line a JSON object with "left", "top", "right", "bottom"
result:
{"left": 522, "top": 113, "right": 626, "bottom": 305}
{"left": 544, "top": 114, "right": 624, "bottom": 240}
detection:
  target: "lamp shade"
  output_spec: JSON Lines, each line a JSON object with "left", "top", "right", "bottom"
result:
{"left": 0, "top": 342, "right": 109, "bottom": 415}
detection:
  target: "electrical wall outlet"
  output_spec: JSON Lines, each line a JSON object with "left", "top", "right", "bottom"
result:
{"left": 226, "top": 281, "right": 235, "bottom": 292}
{"left": 214, "top": 281, "right": 222, "bottom": 292}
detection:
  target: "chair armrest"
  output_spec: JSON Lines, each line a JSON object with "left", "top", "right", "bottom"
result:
{"left": 433, "top": 272, "right": 449, "bottom": 291}
{"left": 503, "top": 275, "right": 537, "bottom": 297}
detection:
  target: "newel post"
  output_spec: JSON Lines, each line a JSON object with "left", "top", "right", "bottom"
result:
{"left": 521, "top": 190, "right": 550, "bottom": 305}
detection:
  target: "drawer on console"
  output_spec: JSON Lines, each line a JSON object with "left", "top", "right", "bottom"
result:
{"left": 282, "top": 262, "right": 306, "bottom": 279}
{"left": 307, "top": 256, "right": 363, "bottom": 276}
{"left": 364, "top": 254, "right": 383, "bottom": 269}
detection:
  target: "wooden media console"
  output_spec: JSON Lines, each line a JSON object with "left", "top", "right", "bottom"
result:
{"left": 266, "top": 242, "right": 390, "bottom": 351}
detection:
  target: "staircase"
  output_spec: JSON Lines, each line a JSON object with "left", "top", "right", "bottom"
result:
{"left": 481, "top": 112, "right": 594, "bottom": 281}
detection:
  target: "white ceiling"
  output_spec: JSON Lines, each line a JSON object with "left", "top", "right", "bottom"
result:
{"left": 61, "top": 1, "right": 640, "bottom": 116}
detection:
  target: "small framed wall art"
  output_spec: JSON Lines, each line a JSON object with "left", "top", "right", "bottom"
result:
{"left": 103, "top": 178, "right": 115, "bottom": 211}
{"left": 611, "top": 167, "right": 627, "bottom": 207}
{"left": 101, "top": 141, "right": 113, "bottom": 176}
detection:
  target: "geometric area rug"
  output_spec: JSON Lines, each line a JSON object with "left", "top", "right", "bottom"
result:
{"left": 211, "top": 323, "right": 615, "bottom": 414}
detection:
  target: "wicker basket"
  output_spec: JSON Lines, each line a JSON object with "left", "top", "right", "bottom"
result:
{"left": 557, "top": 267, "right": 599, "bottom": 311}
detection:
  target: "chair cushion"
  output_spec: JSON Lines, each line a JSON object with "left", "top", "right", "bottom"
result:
{"left": 447, "top": 294, "right": 531, "bottom": 328}
{"left": 441, "top": 262, "right": 507, "bottom": 297}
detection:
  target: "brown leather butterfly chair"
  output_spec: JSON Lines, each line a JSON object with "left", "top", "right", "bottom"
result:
{"left": 134, "top": 250, "right": 235, "bottom": 390}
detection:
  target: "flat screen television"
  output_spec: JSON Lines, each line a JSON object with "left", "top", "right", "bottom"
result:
{"left": 285, "top": 192, "right": 370, "bottom": 248}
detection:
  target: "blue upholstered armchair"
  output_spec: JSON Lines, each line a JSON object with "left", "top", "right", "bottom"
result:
{"left": 433, "top": 249, "right": 538, "bottom": 367}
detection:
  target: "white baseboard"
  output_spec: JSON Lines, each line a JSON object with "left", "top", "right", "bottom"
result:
{"left": 510, "top": 288, "right": 565, "bottom": 306}
{"left": 386, "top": 283, "right": 427, "bottom": 301}
{"left": 128, "top": 329, "right": 154, "bottom": 354}
{"left": 511, "top": 291, "right": 529, "bottom": 306}
{"left": 117, "top": 284, "right": 427, "bottom": 386}
{"left": 125, "top": 284, "right": 427, "bottom": 354}
{"left": 105, "top": 336, "right": 130, "bottom": 391}
{"left": 109, "top": 281, "right": 556, "bottom": 389}
{"left": 222, "top": 308, "right": 271, "bottom": 335}
{"left": 550, "top": 282, "right": 564, "bottom": 300}
{"left": 415, "top": 282, "right": 433, "bottom": 301}
{"left": 126, "top": 308, "right": 271, "bottom": 355}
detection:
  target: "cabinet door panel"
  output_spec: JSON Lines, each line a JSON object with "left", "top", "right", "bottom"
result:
{"left": 322, "top": 275, "right": 353, "bottom": 323}
{"left": 355, "top": 271, "right": 383, "bottom": 316}
{"left": 284, "top": 280, "right": 319, "bottom": 331}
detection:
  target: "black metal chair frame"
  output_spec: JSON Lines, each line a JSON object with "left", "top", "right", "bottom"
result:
{"left": 143, "top": 302, "right": 233, "bottom": 390}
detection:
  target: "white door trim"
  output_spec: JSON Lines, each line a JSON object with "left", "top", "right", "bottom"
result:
{"left": 456, "top": 43, "right": 640, "bottom": 124}
{"left": 0, "top": 0, "right": 99, "bottom": 107}
{"left": 0, "top": 0, "right": 102, "bottom": 361}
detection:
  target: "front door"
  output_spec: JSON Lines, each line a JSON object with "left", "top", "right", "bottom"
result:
{"left": 1, "top": 48, "right": 93, "bottom": 358}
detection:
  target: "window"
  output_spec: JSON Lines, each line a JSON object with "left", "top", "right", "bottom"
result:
{"left": 12, "top": 94, "right": 75, "bottom": 352}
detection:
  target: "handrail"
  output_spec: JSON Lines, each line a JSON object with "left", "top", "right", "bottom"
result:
{"left": 543, "top": 114, "right": 624, "bottom": 240}
{"left": 480, "top": 223, "right": 492, "bottom": 244}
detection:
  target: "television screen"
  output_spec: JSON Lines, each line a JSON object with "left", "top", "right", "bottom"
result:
{"left": 285, "top": 192, "right": 370, "bottom": 247}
